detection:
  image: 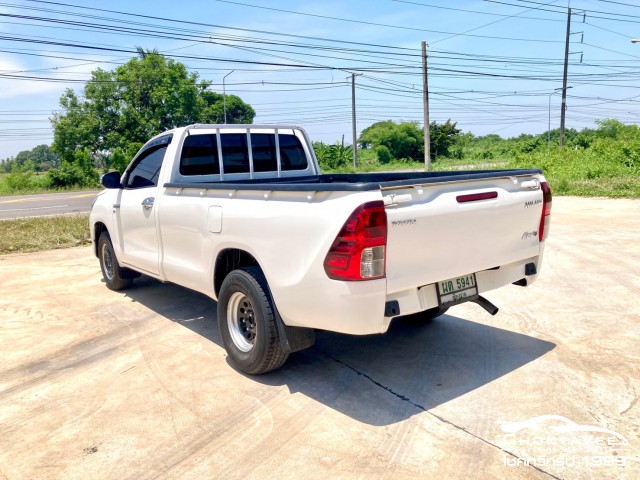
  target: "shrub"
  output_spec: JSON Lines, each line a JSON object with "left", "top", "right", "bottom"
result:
{"left": 48, "top": 162, "right": 99, "bottom": 188}
{"left": 314, "top": 141, "right": 352, "bottom": 170}
{"left": 4, "top": 167, "right": 36, "bottom": 191}
{"left": 375, "top": 145, "right": 392, "bottom": 164}
{"left": 473, "top": 150, "right": 494, "bottom": 160}
{"left": 48, "top": 150, "right": 99, "bottom": 188}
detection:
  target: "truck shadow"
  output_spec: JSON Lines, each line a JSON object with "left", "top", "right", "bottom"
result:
{"left": 125, "top": 276, "right": 555, "bottom": 426}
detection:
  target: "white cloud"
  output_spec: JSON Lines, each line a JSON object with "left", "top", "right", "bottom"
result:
{"left": 0, "top": 55, "right": 71, "bottom": 99}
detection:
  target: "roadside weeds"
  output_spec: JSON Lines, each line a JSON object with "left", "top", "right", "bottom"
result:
{"left": 0, "top": 214, "right": 91, "bottom": 255}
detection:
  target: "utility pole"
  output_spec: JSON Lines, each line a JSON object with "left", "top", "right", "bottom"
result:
{"left": 223, "top": 70, "right": 234, "bottom": 124}
{"left": 422, "top": 41, "right": 431, "bottom": 170}
{"left": 559, "top": 7, "right": 571, "bottom": 147}
{"left": 351, "top": 73, "right": 361, "bottom": 168}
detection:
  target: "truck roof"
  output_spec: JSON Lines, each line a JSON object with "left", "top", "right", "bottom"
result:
{"left": 144, "top": 124, "right": 307, "bottom": 144}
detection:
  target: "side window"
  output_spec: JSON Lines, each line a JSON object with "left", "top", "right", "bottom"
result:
{"left": 220, "top": 133, "right": 249, "bottom": 174}
{"left": 251, "top": 134, "right": 277, "bottom": 172}
{"left": 180, "top": 134, "right": 219, "bottom": 176}
{"left": 126, "top": 145, "right": 167, "bottom": 189}
{"left": 279, "top": 134, "right": 308, "bottom": 171}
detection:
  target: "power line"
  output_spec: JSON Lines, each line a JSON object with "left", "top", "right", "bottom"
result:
{"left": 431, "top": 0, "right": 564, "bottom": 44}
{"left": 18, "top": 0, "right": 418, "bottom": 51}
{"left": 17, "top": 0, "right": 568, "bottom": 44}
{"left": 596, "top": 0, "right": 640, "bottom": 8}
{"left": 484, "top": 0, "right": 640, "bottom": 23}
{"left": 391, "top": 0, "right": 565, "bottom": 22}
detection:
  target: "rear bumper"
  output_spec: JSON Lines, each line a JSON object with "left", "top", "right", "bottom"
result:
{"left": 384, "top": 254, "right": 543, "bottom": 329}
{"left": 275, "top": 277, "right": 388, "bottom": 335}
{"left": 276, "top": 253, "right": 543, "bottom": 336}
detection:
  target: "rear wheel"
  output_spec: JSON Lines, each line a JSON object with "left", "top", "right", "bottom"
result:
{"left": 217, "top": 267, "right": 288, "bottom": 374}
{"left": 98, "top": 232, "right": 134, "bottom": 291}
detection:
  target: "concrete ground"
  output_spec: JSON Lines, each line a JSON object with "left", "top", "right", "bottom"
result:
{"left": 0, "top": 196, "right": 638, "bottom": 480}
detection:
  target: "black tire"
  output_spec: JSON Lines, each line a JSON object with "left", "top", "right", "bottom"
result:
{"left": 400, "top": 306, "right": 449, "bottom": 324}
{"left": 98, "top": 232, "right": 134, "bottom": 291}
{"left": 217, "top": 267, "right": 288, "bottom": 374}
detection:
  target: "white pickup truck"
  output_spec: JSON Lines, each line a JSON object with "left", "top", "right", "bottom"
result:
{"left": 90, "top": 124, "right": 552, "bottom": 374}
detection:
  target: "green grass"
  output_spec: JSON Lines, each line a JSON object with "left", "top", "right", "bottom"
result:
{"left": 0, "top": 169, "right": 99, "bottom": 196}
{"left": 503, "top": 143, "right": 640, "bottom": 198}
{"left": 0, "top": 171, "right": 50, "bottom": 195}
{"left": 0, "top": 173, "right": 97, "bottom": 196}
{"left": 430, "top": 158, "right": 508, "bottom": 171}
{"left": 322, "top": 144, "right": 640, "bottom": 198}
{"left": 322, "top": 151, "right": 507, "bottom": 174}
{"left": 321, "top": 148, "right": 426, "bottom": 173}
{"left": 0, "top": 214, "right": 91, "bottom": 255}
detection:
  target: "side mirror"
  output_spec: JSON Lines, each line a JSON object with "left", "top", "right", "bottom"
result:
{"left": 101, "top": 171, "right": 122, "bottom": 189}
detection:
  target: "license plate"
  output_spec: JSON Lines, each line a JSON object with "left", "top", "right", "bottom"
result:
{"left": 437, "top": 273, "right": 478, "bottom": 306}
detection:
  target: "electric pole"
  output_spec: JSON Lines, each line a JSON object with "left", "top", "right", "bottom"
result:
{"left": 223, "top": 70, "right": 234, "bottom": 124}
{"left": 422, "top": 41, "right": 431, "bottom": 170}
{"left": 351, "top": 73, "right": 361, "bottom": 168}
{"left": 559, "top": 7, "right": 571, "bottom": 147}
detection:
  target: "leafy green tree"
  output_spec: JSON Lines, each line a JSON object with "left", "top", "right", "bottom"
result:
{"left": 429, "top": 119, "right": 461, "bottom": 159}
{"left": 359, "top": 119, "right": 461, "bottom": 162}
{"left": 594, "top": 119, "right": 639, "bottom": 141}
{"left": 51, "top": 49, "right": 256, "bottom": 172}
{"left": 359, "top": 120, "right": 423, "bottom": 161}
{"left": 13, "top": 145, "right": 60, "bottom": 172}
{"left": 48, "top": 149, "right": 100, "bottom": 188}
{"left": 0, "top": 157, "right": 15, "bottom": 173}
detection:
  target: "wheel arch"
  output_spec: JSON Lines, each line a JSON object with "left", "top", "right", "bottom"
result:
{"left": 214, "top": 248, "right": 261, "bottom": 298}
{"left": 93, "top": 221, "right": 108, "bottom": 258}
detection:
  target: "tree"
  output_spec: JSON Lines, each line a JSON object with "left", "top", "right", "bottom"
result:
{"left": 14, "top": 145, "right": 60, "bottom": 173}
{"left": 51, "top": 49, "right": 256, "bottom": 172}
{"left": 359, "top": 120, "right": 423, "bottom": 161}
{"left": 0, "top": 157, "right": 15, "bottom": 173}
{"left": 358, "top": 119, "right": 461, "bottom": 162}
{"left": 429, "top": 119, "right": 461, "bottom": 159}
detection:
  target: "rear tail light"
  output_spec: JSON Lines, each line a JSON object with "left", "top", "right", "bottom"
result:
{"left": 324, "top": 201, "right": 387, "bottom": 281}
{"left": 539, "top": 181, "right": 552, "bottom": 241}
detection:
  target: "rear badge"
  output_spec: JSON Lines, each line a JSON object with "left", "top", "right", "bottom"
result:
{"left": 521, "top": 231, "right": 538, "bottom": 240}
{"left": 391, "top": 219, "right": 417, "bottom": 227}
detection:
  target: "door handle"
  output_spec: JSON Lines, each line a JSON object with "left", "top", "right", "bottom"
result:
{"left": 142, "top": 197, "right": 155, "bottom": 210}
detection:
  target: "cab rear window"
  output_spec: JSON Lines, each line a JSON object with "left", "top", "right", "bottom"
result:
{"left": 180, "top": 134, "right": 219, "bottom": 176}
{"left": 221, "top": 133, "right": 250, "bottom": 174}
{"left": 251, "top": 134, "right": 278, "bottom": 172}
{"left": 279, "top": 134, "right": 307, "bottom": 171}
{"left": 178, "top": 131, "right": 308, "bottom": 175}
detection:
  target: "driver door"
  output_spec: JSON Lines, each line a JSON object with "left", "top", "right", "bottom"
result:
{"left": 116, "top": 144, "right": 168, "bottom": 276}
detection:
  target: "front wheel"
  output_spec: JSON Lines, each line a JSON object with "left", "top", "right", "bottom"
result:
{"left": 98, "top": 232, "right": 134, "bottom": 291}
{"left": 217, "top": 267, "right": 288, "bottom": 374}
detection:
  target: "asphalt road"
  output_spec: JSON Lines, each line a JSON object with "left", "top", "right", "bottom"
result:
{"left": 0, "top": 196, "right": 638, "bottom": 479}
{"left": 0, "top": 190, "right": 100, "bottom": 219}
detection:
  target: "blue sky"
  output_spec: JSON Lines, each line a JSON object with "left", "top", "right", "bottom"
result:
{"left": 1, "top": 0, "right": 640, "bottom": 158}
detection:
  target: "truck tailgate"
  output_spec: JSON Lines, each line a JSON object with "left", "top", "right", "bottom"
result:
{"left": 383, "top": 174, "right": 544, "bottom": 294}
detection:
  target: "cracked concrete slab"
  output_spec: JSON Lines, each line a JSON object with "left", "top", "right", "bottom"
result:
{"left": 0, "top": 196, "right": 638, "bottom": 479}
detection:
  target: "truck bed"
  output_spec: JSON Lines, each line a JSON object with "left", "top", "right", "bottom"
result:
{"left": 165, "top": 169, "right": 543, "bottom": 192}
